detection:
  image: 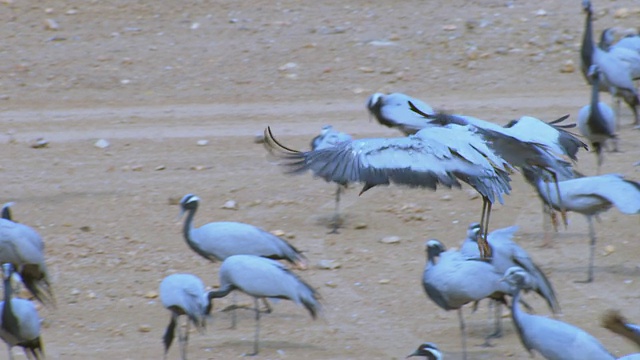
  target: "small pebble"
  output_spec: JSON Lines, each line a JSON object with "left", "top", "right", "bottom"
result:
{"left": 317, "top": 259, "right": 341, "bottom": 270}
{"left": 271, "top": 229, "right": 286, "bottom": 237}
{"left": 196, "top": 139, "right": 209, "bottom": 146}
{"left": 94, "top": 139, "right": 110, "bottom": 149}
{"left": 144, "top": 291, "right": 158, "bottom": 299}
{"left": 221, "top": 200, "right": 238, "bottom": 210}
{"left": 30, "top": 138, "right": 49, "bottom": 149}
{"left": 44, "top": 18, "right": 59, "bottom": 30}
{"left": 603, "top": 245, "right": 615, "bottom": 256}
{"left": 138, "top": 324, "right": 152, "bottom": 333}
{"left": 378, "top": 279, "right": 390, "bottom": 284}
{"left": 254, "top": 133, "right": 265, "bottom": 144}
{"left": 380, "top": 236, "right": 401, "bottom": 244}
{"left": 354, "top": 222, "right": 368, "bottom": 230}
{"left": 614, "top": 8, "right": 630, "bottom": 18}
{"left": 325, "top": 281, "right": 338, "bottom": 288}
{"left": 560, "top": 60, "right": 575, "bottom": 73}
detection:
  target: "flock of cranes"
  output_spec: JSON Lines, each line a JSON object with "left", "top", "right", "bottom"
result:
{"left": 1, "top": 1, "right": 640, "bottom": 359}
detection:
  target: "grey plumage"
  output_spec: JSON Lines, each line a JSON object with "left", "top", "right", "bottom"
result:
{"left": 599, "top": 28, "right": 640, "bottom": 80}
{"left": 366, "top": 92, "right": 435, "bottom": 135}
{"left": 0, "top": 263, "right": 44, "bottom": 360}
{"left": 179, "top": 194, "right": 307, "bottom": 268}
{"left": 265, "top": 125, "right": 512, "bottom": 258}
{"left": 406, "top": 342, "right": 443, "bottom": 359}
{"left": 578, "top": 64, "right": 617, "bottom": 171}
{"left": 208, "top": 255, "right": 321, "bottom": 356}
{"left": 310, "top": 125, "right": 353, "bottom": 233}
{"left": 0, "top": 204, "right": 54, "bottom": 307}
{"left": 459, "top": 222, "right": 560, "bottom": 315}
{"left": 159, "top": 273, "right": 212, "bottom": 360}
{"left": 502, "top": 267, "right": 615, "bottom": 360}
{"left": 581, "top": 0, "right": 640, "bottom": 126}
{"left": 421, "top": 240, "right": 513, "bottom": 360}
{"left": 522, "top": 167, "right": 640, "bottom": 282}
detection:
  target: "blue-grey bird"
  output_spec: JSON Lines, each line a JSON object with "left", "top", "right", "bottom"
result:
{"left": 599, "top": 28, "right": 640, "bottom": 80}
{"left": 159, "top": 273, "right": 213, "bottom": 360}
{"left": 406, "top": 342, "right": 443, "bottom": 359}
{"left": 180, "top": 194, "right": 307, "bottom": 327}
{"left": 0, "top": 263, "right": 44, "bottom": 360}
{"left": 581, "top": 0, "right": 640, "bottom": 127}
{"left": 265, "top": 125, "right": 513, "bottom": 258}
{"left": 366, "top": 92, "right": 435, "bottom": 135}
{"left": 578, "top": 64, "right": 617, "bottom": 172}
{"left": 208, "top": 254, "right": 321, "bottom": 356}
{"left": 422, "top": 239, "right": 513, "bottom": 359}
{"left": 310, "top": 125, "right": 353, "bottom": 233}
{"left": 502, "top": 267, "right": 615, "bottom": 360}
{"left": 179, "top": 194, "right": 307, "bottom": 268}
{"left": 602, "top": 310, "right": 640, "bottom": 348}
{"left": 522, "top": 167, "right": 640, "bottom": 282}
{"left": 459, "top": 222, "right": 561, "bottom": 338}
{"left": 0, "top": 205, "right": 53, "bottom": 307}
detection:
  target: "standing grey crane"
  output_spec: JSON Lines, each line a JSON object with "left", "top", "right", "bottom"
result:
{"left": 406, "top": 342, "right": 443, "bottom": 359}
{"left": 602, "top": 310, "right": 640, "bottom": 348}
{"left": 581, "top": 0, "right": 640, "bottom": 127}
{"left": 599, "top": 28, "right": 640, "bottom": 80}
{"left": 179, "top": 194, "right": 307, "bottom": 267}
{"left": 522, "top": 167, "right": 640, "bottom": 282}
{"left": 421, "top": 240, "right": 514, "bottom": 359}
{"left": 159, "top": 273, "right": 213, "bottom": 360}
{"left": 0, "top": 206, "right": 53, "bottom": 307}
{"left": 578, "top": 64, "right": 617, "bottom": 172}
{"left": 310, "top": 125, "right": 353, "bottom": 233}
{"left": 265, "top": 125, "right": 513, "bottom": 258}
{"left": 207, "top": 254, "right": 321, "bottom": 356}
{"left": 502, "top": 267, "right": 615, "bottom": 360}
{"left": 0, "top": 263, "right": 44, "bottom": 360}
{"left": 366, "top": 92, "right": 435, "bottom": 135}
{"left": 179, "top": 194, "right": 307, "bottom": 326}
{"left": 459, "top": 222, "right": 561, "bottom": 337}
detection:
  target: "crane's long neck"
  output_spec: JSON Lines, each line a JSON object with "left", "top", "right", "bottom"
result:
{"left": 510, "top": 287, "right": 530, "bottom": 353}
{"left": 581, "top": 7, "right": 595, "bottom": 75}
{"left": 1, "top": 273, "right": 19, "bottom": 336}
{"left": 591, "top": 71, "right": 600, "bottom": 108}
{"left": 182, "top": 207, "right": 197, "bottom": 246}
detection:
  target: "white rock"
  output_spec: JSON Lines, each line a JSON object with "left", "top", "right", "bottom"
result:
{"left": 221, "top": 200, "right": 238, "bottom": 210}
{"left": 196, "top": 139, "right": 209, "bottom": 146}
{"left": 317, "top": 259, "right": 341, "bottom": 270}
{"left": 94, "top": 139, "right": 110, "bottom": 148}
{"left": 380, "top": 236, "right": 401, "bottom": 244}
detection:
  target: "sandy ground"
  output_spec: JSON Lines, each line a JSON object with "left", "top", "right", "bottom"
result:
{"left": 1, "top": 1, "right": 640, "bottom": 359}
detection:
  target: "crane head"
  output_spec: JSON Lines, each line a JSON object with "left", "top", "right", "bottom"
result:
{"left": 406, "top": 342, "right": 442, "bottom": 359}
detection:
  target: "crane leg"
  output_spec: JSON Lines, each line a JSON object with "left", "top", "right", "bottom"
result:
{"left": 483, "top": 300, "right": 502, "bottom": 346}
{"left": 576, "top": 216, "right": 596, "bottom": 283}
{"left": 457, "top": 308, "right": 468, "bottom": 360}
{"left": 329, "top": 185, "right": 342, "bottom": 234}
{"left": 260, "top": 298, "right": 272, "bottom": 314}
{"left": 246, "top": 297, "right": 261, "bottom": 356}
{"left": 549, "top": 171, "right": 568, "bottom": 229}
{"left": 477, "top": 198, "right": 492, "bottom": 259}
{"left": 178, "top": 316, "right": 190, "bottom": 360}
